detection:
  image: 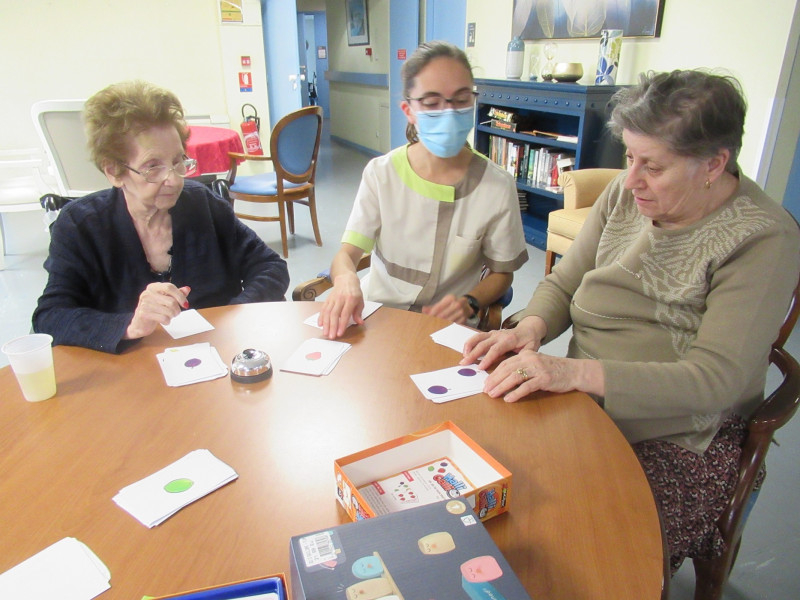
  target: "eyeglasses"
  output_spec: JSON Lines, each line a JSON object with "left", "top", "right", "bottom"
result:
{"left": 123, "top": 157, "right": 198, "bottom": 183}
{"left": 406, "top": 90, "right": 478, "bottom": 111}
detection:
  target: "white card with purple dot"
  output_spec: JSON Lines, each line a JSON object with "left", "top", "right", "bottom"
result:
{"left": 157, "top": 342, "right": 228, "bottom": 387}
{"left": 409, "top": 364, "right": 488, "bottom": 403}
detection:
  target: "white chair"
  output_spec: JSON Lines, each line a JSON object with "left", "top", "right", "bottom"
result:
{"left": 0, "top": 148, "right": 54, "bottom": 270}
{"left": 31, "top": 100, "right": 108, "bottom": 197}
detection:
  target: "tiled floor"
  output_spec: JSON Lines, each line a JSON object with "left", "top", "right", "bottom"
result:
{"left": 1, "top": 124, "right": 797, "bottom": 599}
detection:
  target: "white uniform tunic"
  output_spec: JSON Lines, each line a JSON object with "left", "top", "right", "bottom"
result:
{"left": 342, "top": 145, "right": 529, "bottom": 310}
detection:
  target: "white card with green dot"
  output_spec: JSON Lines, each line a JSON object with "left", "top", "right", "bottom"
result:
{"left": 113, "top": 449, "right": 238, "bottom": 528}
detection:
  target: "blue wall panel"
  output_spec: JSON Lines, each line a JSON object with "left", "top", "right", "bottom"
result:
{"left": 426, "top": 0, "right": 467, "bottom": 47}
{"left": 389, "top": 1, "right": 420, "bottom": 149}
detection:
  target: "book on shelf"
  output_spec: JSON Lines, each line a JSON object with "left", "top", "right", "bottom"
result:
{"left": 519, "top": 144, "right": 529, "bottom": 182}
{"left": 557, "top": 156, "right": 575, "bottom": 172}
{"left": 487, "top": 107, "right": 517, "bottom": 123}
{"left": 525, "top": 148, "right": 575, "bottom": 189}
{"left": 486, "top": 135, "right": 573, "bottom": 191}
{"left": 506, "top": 143, "right": 518, "bottom": 178}
{"left": 520, "top": 129, "right": 579, "bottom": 144}
{"left": 517, "top": 190, "right": 528, "bottom": 212}
{"left": 490, "top": 118, "right": 517, "bottom": 132}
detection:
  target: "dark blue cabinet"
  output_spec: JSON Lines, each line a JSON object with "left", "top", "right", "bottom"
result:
{"left": 473, "top": 78, "right": 625, "bottom": 249}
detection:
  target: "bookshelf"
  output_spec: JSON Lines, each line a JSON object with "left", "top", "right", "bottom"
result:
{"left": 473, "top": 78, "right": 625, "bottom": 249}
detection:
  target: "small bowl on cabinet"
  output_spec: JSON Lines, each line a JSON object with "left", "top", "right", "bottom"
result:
{"left": 552, "top": 62, "right": 584, "bottom": 83}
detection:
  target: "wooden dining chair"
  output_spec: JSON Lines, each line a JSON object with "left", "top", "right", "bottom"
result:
{"left": 692, "top": 274, "right": 800, "bottom": 600}
{"left": 222, "top": 105, "right": 323, "bottom": 258}
{"left": 292, "top": 254, "right": 511, "bottom": 332}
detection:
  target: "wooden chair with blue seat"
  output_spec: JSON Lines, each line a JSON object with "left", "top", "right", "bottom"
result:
{"left": 222, "top": 105, "right": 323, "bottom": 258}
{"left": 292, "top": 254, "right": 512, "bottom": 332}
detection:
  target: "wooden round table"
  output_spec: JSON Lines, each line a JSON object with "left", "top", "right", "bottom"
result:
{"left": 0, "top": 303, "right": 664, "bottom": 598}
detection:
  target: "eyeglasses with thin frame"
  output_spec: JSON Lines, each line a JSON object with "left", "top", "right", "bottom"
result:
{"left": 406, "top": 90, "right": 478, "bottom": 112}
{"left": 123, "top": 157, "right": 198, "bottom": 183}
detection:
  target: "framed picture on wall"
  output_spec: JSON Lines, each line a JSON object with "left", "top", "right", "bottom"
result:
{"left": 346, "top": 0, "right": 370, "bottom": 46}
{"left": 512, "top": 0, "right": 666, "bottom": 40}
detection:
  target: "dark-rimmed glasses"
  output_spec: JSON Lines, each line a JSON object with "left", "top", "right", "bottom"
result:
{"left": 406, "top": 90, "right": 478, "bottom": 111}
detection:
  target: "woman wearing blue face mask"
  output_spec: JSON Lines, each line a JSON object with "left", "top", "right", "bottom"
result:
{"left": 320, "top": 41, "right": 528, "bottom": 339}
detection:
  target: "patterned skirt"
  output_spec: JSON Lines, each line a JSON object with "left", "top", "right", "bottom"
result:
{"left": 632, "top": 416, "right": 764, "bottom": 574}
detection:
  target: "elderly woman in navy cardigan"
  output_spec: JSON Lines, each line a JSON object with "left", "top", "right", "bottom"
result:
{"left": 33, "top": 80, "right": 289, "bottom": 353}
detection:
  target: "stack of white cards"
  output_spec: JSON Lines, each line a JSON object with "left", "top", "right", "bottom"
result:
{"left": 113, "top": 449, "right": 238, "bottom": 528}
{"left": 157, "top": 342, "right": 228, "bottom": 387}
{"left": 410, "top": 364, "right": 489, "bottom": 403}
{"left": 0, "top": 537, "right": 110, "bottom": 600}
{"left": 430, "top": 323, "right": 477, "bottom": 354}
{"left": 303, "top": 300, "right": 382, "bottom": 330}
{"left": 280, "top": 338, "right": 351, "bottom": 376}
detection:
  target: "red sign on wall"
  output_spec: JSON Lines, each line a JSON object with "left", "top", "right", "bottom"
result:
{"left": 397, "top": 49, "right": 407, "bottom": 60}
{"left": 239, "top": 72, "right": 253, "bottom": 92}
{"left": 241, "top": 56, "right": 251, "bottom": 67}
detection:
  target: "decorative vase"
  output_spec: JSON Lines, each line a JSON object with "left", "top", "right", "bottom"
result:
{"left": 505, "top": 35, "right": 524, "bottom": 79}
{"left": 595, "top": 29, "right": 622, "bottom": 85}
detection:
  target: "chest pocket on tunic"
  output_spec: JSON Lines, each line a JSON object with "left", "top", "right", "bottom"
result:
{"left": 445, "top": 235, "right": 482, "bottom": 279}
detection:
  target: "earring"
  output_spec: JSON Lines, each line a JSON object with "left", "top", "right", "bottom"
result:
{"left": 704, "top": 179, "right": 712, "bottom": 190}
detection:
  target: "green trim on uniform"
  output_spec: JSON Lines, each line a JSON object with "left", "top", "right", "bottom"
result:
{"left": 341, "top": 230, "right": 375, "bottom": 253}
{"left": 391, "top": 145, "right": 455, "bottom": 203}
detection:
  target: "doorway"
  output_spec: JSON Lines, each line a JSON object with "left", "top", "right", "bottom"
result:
{"left": 298, "top": 11, "right": 330, "bottom": 118}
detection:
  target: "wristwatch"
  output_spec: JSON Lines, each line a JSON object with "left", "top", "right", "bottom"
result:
{"left": 463, "top": 294, "right": 480, "bottom": 317}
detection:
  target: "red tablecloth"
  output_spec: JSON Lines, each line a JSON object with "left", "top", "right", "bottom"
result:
{"left": 185, "top": 126, "right": 244, "bottom": 175}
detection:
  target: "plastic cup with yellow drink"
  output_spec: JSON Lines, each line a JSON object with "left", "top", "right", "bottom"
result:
{"left": 2, "top": 333, "right": 57, "bottom": 402}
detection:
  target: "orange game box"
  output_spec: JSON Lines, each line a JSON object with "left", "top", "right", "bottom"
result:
{"left": 334, "top": 421, "right": 511, "bottom": 522}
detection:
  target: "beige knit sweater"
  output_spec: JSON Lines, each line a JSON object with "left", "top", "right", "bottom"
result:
{"left": 519, "top": 172, "right": 800, "bottom": 452}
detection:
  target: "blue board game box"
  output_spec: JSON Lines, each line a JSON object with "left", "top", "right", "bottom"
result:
{"left": 289, "top": 499, "right": 530, "bottom": 600}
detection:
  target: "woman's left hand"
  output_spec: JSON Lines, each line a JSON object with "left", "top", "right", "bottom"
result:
{"left": 422, "top": 294, "right": 471, "bottom": 323}
{"left": 484, "top": 350, "right": 599, "bottom": 403}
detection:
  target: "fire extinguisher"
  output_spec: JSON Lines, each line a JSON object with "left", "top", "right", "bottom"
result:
{"left": 240, "top": 103, "right": 263, "bottom": 155}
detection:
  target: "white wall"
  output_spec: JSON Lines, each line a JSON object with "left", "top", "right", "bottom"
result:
{"left": 464, "top": 0, "right": 798, "bottom": 188}
{"left": 219, "top": 1, "right": 271, "bottom": 131}
{"left": 0, "top": 0, "right": 268, "bottom": 175}
{"left": 5, "top": 0, "right": 795, "bottom": 192}
{"left": 762, "top": 3, "right": 800, "bottom": 202}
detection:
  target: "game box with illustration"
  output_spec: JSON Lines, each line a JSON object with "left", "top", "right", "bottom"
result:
{"left": 289, "top": 498, "right": 530, "bottom": 600}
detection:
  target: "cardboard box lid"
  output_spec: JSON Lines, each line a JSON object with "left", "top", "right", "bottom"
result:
{"left": 289, "top": 499, "right": 531, "bottom": 599}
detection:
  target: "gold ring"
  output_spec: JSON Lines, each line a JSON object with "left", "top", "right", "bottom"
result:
{"left": 516, "top": 367, "right": 528, "bottom": 381}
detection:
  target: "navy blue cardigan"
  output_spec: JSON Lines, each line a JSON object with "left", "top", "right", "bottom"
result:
{"left": 33, "top": 180, "right": 289, "bottom": 353}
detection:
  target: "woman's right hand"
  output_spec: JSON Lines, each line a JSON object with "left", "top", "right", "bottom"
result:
{"left": 319, "top": 272, "right": 365, "bottom": 339}
{"left": 124, "top": 283, "right": 191, "bottom": 340}
{"left": 460, "top": 315, "right": 547, "bottom": 370}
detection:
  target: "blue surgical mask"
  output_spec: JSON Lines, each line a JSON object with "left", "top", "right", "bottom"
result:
{"left": 414, "top": 106, "right": 475, "bottom": 158}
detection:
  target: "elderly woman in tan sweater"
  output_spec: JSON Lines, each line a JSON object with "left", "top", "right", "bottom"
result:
{"left": 462, "top": 69, "right": 800, "bottom": 574}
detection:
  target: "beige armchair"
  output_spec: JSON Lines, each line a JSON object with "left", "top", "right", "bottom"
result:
{"left": 545, "top": 168, "right": 623, "bottom": 275}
